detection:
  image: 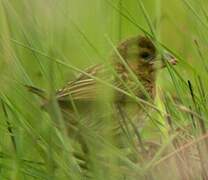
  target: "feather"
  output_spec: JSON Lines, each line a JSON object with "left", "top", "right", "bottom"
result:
{"left": 25, "top": 85, "right": 47, "bottom": 100}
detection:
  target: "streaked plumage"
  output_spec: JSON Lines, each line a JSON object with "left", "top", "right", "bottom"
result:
{"left": 54, "top": 36, "right": 162, "bottom": 105}
{"left": 27, "top": 35, "right": 177, "bottom": 137}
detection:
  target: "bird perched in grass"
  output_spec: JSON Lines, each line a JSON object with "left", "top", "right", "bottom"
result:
{"left": 26, "top": 35, "right": 177, "bottom": 139}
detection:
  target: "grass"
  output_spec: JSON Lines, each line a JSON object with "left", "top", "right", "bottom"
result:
{"left": 0, "top": 0, "right": 208, "bottom": 179}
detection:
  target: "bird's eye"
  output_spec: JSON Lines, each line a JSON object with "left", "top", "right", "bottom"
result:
{"left": 140, "top": 52, "right": 151, "bottom": 60}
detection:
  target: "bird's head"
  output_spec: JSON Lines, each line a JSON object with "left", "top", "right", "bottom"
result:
{"left": 114, "top": 36, "right": 177, "bottom": 80}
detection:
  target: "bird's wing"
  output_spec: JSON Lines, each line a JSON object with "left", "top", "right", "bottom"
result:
{"left": 56, "top": 64, "right": 107, "bottom": 101}
{"left": 55, "top": 64, "right": 141, "bottom": 105}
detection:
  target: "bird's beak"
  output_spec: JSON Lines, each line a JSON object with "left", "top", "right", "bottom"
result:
{"left": 161, "top": 52, "right": 178, "bottom": 68}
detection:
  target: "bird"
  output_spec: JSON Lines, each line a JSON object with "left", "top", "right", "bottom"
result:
{"left": 26, "top": 35, "right": 177, "bottom": 149}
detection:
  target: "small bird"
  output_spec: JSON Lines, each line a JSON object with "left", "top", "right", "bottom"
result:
{"left": 27, "top": 35, "right": 177, "bottom": 139}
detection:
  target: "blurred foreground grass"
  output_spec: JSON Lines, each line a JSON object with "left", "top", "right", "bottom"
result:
{"left": 1, "top": 0, "right": 208, "bottom": 179}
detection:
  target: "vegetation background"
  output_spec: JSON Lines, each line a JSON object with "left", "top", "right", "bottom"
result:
{"left": 0, "top": 0, "right": 208, "bottom": 179}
